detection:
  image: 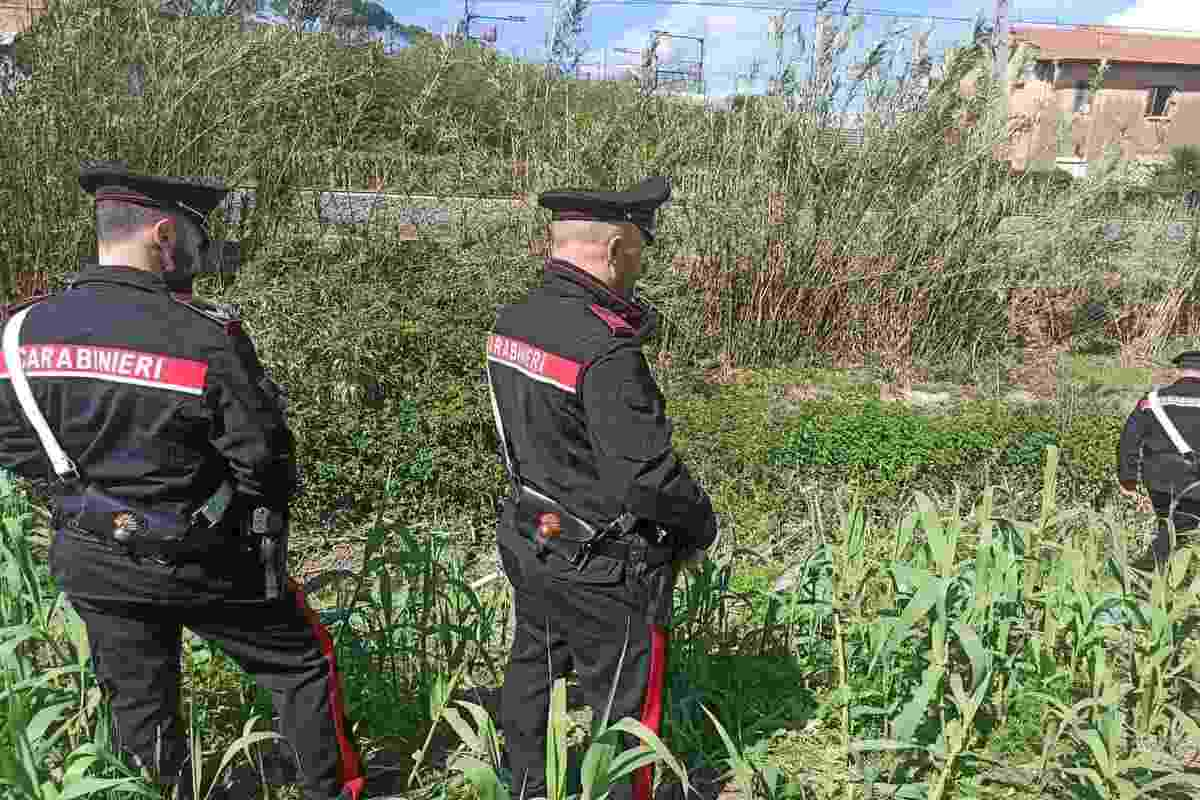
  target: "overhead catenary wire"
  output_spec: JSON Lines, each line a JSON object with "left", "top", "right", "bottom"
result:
{"left": 470, "top": 0, "right": 1200, "bottom": 39}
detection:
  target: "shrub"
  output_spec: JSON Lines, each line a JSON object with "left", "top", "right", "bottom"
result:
{"left": 765, "top": 400, "right": 1122, "bottom": 501}
{"left": 215, "top": 235, "right": 536, "bottom": 544}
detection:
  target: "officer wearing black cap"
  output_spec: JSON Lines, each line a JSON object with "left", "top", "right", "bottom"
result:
{"left": 0, "top": 162, "right": 364, "bottom": 800}
{"left": 486, "top": 176, "right": 718, "bottom": 800}
{"left": 1118, "top": 350, "right": 1200, "bottom": 571}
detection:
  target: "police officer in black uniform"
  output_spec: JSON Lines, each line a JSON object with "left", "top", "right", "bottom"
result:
{"left": 1118, "top": 350, "right": 1200, "bottom": 572}
{"left": 0, "top": 163, "right": 364, "bottom": 800}
{"left": 486, "top": 176, "right": 718, "bottom": 800}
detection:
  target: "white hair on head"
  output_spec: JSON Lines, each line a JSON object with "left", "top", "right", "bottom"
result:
{"left": 550, "top": 220, "right": 630, "bottom": 246}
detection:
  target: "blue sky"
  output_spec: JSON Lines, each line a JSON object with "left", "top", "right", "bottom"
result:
{"left": 386, "top": 0, "right": 1200, "bottom": 96}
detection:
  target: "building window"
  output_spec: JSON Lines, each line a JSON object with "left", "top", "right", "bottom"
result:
{"left": 1073, "top": 80, "right": 1091, "bottom": 113}
{"left": 1146, "top": 86, "right": 1176, "bottom": 117}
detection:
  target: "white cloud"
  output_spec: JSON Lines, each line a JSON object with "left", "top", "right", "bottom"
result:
{"left": 704, "top": 14, "right": 741, "bottom": 35}
{"left": 603, "top": 4, "right": 784, "bottom": 96}
{"left": 1105, "top": 0, "right": 1200, "bottom": 34}
{"left": 597, "top": 4, "right": 979, "bottom": 98}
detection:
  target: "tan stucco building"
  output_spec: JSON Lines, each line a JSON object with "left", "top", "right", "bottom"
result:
{"left": 0, "top": 0, "right": 46, "bottom": 34}
{"left": 1005, "top": 25, "right": 1200, "bottom": 175}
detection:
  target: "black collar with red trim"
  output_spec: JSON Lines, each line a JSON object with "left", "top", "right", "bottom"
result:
{"left": 542, "top": 258, "right": 651, "bottom": 331}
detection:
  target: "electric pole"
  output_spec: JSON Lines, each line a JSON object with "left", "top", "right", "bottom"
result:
{"left": 650, "top": 30, "right": 704, "bottom": 95}
{"left": 994, "top": 0, "right": 1010, "bottom": 115}
{"left": 461, "top": 0, "right": 525, "bottom": 47}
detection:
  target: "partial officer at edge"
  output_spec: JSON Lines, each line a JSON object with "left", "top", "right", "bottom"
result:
{"left": 1118, "top": 350, "right": 1200, "bottom": 571}
{"left": 486, "top": 176, "right": 718, "bottom": 800}
{"left": 0, "top": 163, "right": 364, "bottom": 800}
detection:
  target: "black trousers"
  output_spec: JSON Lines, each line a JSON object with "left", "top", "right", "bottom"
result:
{"left": 56, "top": 528, "right": 364, "bottom": 800}
{"left": 1141, "top": 492, "right": 1200, "bottom": 569}
{"left": 497, "top": 521, "right": 676, "bottom": 800}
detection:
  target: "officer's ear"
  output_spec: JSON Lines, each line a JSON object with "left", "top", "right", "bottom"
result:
{"left": 607, "top": 232, "right": 623, "bottom": 265}
{"left": 151, "top": 216, "right": 175, "bottom": 250}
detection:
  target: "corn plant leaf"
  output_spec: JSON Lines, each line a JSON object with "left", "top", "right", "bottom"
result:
{"left": 872, "top": 571, "right": 943, "bottom": 673}
{"left": 975, "top": 486, "right": 995, "bottom": 546}
{"left": 59, "top": 778, "right": 159, "bottom": 800}
{"left": 1079, "top": 728, "right": 1112, "bottom": 780}
{"left": 1164, "top": 704, "right": 1200, "bottom": 743}
{"left": 204, "top": 727, "right": 286, "bottom": 800}
{"left": 441, "top": 708, "right": 483, "bottom": 754}
{"left": 547, "top": 677, "right": 570, "bottom": 800}
{"left": 449, "top": 754, "right": 504, "bottom": 800}
{"left": 24, "top": 700, "right": 73, "bottom": 755}
{"left": 951, "top": 622, "right": 991, "bottom": 693}
{"left": 893, "top": 665, "right": 944, "bottom": 744}
{"left": 580, "top": 740, "right": 617, "bottom": 800}
{"left": 0, "top": 624, "right": 42, "bottom": 661}
{"left": 429, "top": 670, "right": 453, "bottom": 721}
{"left": 893, "top": 509, "right": 919, "bottom": 561}
{"left": 1169, "top": 548, "right": 1193, "bottom": 589}
{"left": 914, "top": 492, "right": 958, "bottom": 577}
{"left": 62, "top": 752, "right": 97, "bottom": 785}
{"left": 605, "top": 747, "right": 660, "bottom": 784}
{"left": 455, "top": 701, "right": 503, "bottom": 769}
{"left": 378, "top": 566, "right": 394, "bottom": 625}
{"left": 611, "top": 716, "right": 690, "bottom": 790}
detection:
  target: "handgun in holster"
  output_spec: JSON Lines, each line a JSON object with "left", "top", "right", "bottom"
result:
{"left": 248, "top": 506, "right": 287, "bottom": 601}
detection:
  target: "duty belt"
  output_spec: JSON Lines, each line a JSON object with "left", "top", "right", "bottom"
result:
{"left": 58, "top": 520, "right": 235, "bottom": 564}
{"left": 512, "top": 484, "right": 673, "bottom": 571}
{"left": 54, "top": 481, "right": 240, "bottom": 563}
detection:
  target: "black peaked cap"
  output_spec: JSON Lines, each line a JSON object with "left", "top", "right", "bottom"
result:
{"left": 538, "top": 176, "right": 671, "bottom": 244}
{"left": 79, "top": 160, "right": 229, "bottom": 243}
{"left": 1173, "top": 351, "right": 1200, "bottom": 369}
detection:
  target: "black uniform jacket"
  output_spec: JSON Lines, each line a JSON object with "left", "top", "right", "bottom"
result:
{"left": 1118, "top": 377, "right": 1200, "bottom": 497}
{"left": 487, "top": 258, "right": 716, "bottom": 551}
{"left": 0, "top": 265, "right": 295, "bottom": 603}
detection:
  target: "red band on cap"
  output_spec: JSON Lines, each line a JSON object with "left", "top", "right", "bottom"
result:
{"left": 94, "top": 189, "right": 165, "bottom": 210}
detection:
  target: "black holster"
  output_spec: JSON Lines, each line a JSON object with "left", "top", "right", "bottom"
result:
{"left": 248, "top": 506, "right": 288, "bottom": 601}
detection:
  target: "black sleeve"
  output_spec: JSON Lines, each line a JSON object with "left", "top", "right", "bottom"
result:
{"left": 204, "top": 332, "right": 297, "bottom": 506}
{"left": 1117, "top": 400, "right": 1148, "bottom": 483}
{"left": 581, "top": 345, "right": 717, "bottom": 549}
{"left": 0, "top": 382, "right": 51, "bottom": 482}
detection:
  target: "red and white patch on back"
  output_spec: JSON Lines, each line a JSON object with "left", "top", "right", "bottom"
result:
{"left": 1137, "top": 396, "right": 1150, "bottom": 412}
{"left": 0, "top": 344, "right": 208, "bottom": 396}
{"left": 487, "top": 334, "right": 582, "bottom": 393}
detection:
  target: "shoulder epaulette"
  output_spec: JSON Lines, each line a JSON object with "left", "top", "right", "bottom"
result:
{"left": 173, "top": 296, "right": 243, "bottom": 337}
{"left": 588, "top": 304, "right": 636, "bottom": 337}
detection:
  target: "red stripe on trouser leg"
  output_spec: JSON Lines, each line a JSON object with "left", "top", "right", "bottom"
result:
{"left": 290, "top": 579, "right": 366, "bottom": 800}
{"left": 633, "top": 625, "right": 668, "bottom": 800}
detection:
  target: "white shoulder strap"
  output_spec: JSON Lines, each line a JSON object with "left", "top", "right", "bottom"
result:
{"left": 2, "top": 306, "right": 79, "bottom": 480}
{"left": 1147, "top": 388, "right": 1194, "bottom": 457}
{"left": 484, "top": 354, "right": 516, "bottom": 480}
